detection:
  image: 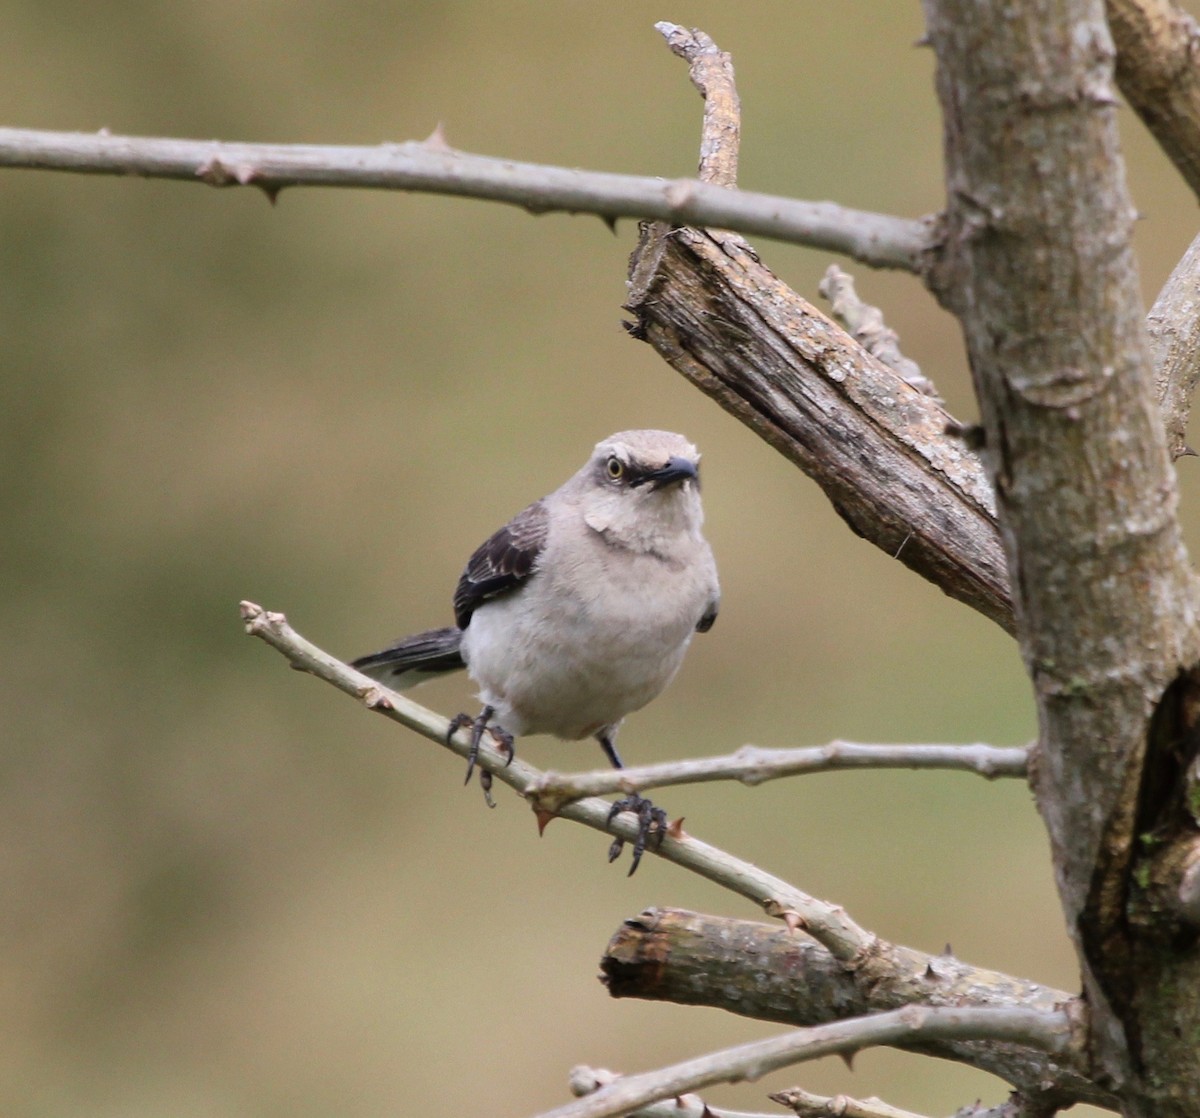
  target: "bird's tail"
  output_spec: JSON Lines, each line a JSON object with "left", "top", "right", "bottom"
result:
{"left": 350, "top": 626, "right": 465, "bottom": 690}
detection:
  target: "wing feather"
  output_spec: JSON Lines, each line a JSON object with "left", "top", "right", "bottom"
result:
{"left": 452, "top": 499, "right": 549, "bottom": 629}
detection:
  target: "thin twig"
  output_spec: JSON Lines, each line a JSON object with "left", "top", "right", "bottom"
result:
{"left": 238, "top": 601, "right": 874, "bottom": 960}
{"left": 656, "top": 22, "right": 741, "bottom": 189}
{"left": 770, "top": 1086, "right": 931, "bottom": 1118}
{"left": 819, "top": 265, "right": 940, "bottom": 399}
{"left": 0, "top": 126, "right": 930, "bottom": 271}
{"left": 527, "top": 740, "right": 1029, "bottom": 810}
{"left": 533, "top": 1006, "right": 1074, "bottom": 1118}
{"left": 571, "top": 1068, "right": 780, "bottom": 1118}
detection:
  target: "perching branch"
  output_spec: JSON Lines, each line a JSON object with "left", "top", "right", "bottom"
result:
{"left": 528, "top": 740, "right": 1028, "bottom": 809}
{"left": 533, "top": 1006, "right": 1074, "bottom": 1118}
{"left": 238, "top": 601, "right": 874, "bottom": 961}
{"left": 243, "top": 603, "right": 1103, "bottom": 1103}
{"left": 0, "top": 125, "right": 929, "bottom": 271}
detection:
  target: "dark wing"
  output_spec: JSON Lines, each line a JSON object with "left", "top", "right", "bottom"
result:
{"left": 696, "top": 597, "right": 719, "bottom": 633}
{"left": 452, "top": 499, "right": 549, "bottom": 629}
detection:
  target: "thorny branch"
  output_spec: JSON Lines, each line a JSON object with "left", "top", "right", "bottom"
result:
{"left": 0, "top": 125, "right": 928, "bottom": 271}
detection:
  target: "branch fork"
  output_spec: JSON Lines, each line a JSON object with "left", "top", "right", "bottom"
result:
{"left": 241, "top": 603, "right": 1108, "bottom": 1106}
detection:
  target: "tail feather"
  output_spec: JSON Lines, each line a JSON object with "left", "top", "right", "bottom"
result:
{"left": 351, "top": 626, "right": 465, "bottom": 690}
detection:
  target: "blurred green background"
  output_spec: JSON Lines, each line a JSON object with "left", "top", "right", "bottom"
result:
{"left": 3, "top": 4, "right": 1198, "bottom": 1116}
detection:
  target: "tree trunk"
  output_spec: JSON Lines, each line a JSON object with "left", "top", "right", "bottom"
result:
{"left": 923, "top": 1, "right": 1200, "bottom": 1112}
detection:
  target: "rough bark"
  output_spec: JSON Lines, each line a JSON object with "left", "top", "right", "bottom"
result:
{"left": 602, "top": 908, "right": 1108, "bottom": 1110}
{"left": 1108, "top": 0, "right": 1200, "bottom": 201}
{"left": 625, "top": 224, "right": 1013, "bottom": 631}
{"left": 923, "top": 1, "right": 1200, "bottom": 1112}
{"left": 1148, "top": 232, "right": 1200, "bottom": 458}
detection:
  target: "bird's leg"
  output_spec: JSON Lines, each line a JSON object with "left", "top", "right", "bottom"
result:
{"left": 598, "top": 733, "right": 625, "bottom": 769}
{"left": 448, "top": 705, "right": 515, "bottom": 807}
{"left": 598, "top": 731, "right": 667, "bottom": 875}
{"left": 446, "top": 708, "right": 484, "bottom": 777}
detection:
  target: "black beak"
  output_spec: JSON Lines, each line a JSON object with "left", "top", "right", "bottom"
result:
{"left": 638, "top": 456, "right": 698, "bottom": 490}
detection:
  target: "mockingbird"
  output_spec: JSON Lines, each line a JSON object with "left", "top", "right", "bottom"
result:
{"left": 352, "top": 429, "right": 720, "bottom": 872}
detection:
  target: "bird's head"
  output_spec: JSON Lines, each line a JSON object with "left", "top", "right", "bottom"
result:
{"left": 578, "top": 430, "right": 705, "bottom": 549}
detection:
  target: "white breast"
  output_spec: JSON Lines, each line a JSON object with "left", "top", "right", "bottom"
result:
{"left": 460, "top": 522, "right": 716, "bottom": 741}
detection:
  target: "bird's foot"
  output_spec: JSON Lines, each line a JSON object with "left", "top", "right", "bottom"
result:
{"left": 606, "top": 793, "right": 668, "bottom": 875}
{"left": 448, "top": 706, "right": 515, "bottom": 807}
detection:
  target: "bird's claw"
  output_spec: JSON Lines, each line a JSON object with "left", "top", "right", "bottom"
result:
{"left": 448, "top": 706, "right": 515, "bottom": 805}
{"left": 447, "top": 712, "right": 473, "bottom": 745}
{"left": 606, "top": 793, "right": 668, "bottom": 875}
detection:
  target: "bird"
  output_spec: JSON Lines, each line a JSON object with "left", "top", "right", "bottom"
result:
{"left": 351, "top": 429, "right": 720, "bottom": 872}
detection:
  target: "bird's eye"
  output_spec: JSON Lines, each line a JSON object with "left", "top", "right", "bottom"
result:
{"left": 606, "top": 456, "right": 625, "bottom": 481}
